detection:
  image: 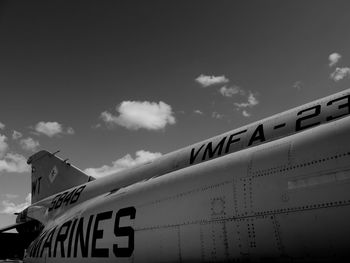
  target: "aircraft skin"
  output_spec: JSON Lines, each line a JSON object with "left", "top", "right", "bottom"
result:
{"left": 1, "top": 89, "right": 350, "bottom": 262}
{"left": 29, "top": 88, "right": 350, "bottom": 206}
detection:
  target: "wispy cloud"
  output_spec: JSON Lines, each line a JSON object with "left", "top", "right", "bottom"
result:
{"left": 0, "top": 153, "right": 30, "bottom": 174}
{"left": 233, "top": 91, "right": 259, "bottom": 117}
{"left": 219, "top": 86, "right": 243, "bottom": 97}
{"left": 234, "top": 92, "right": 259, "bottom": 108}
{"left": 20, "top": 137, "right": 40, "bottom": 152}
{"left": 0, "top": 193, "right": 31, "bottom": 214}
{"left": 242, "top": 110, "right": 251, "bottom": 117}
{"left": 329, "top": 52, "right": 342, "bottom": 67}
{"left": 85, "top": 150, "right": 162, "bottom": 178}
{"left": 194, "top": 110, "right": 203, "bottom": 115}
{"left": 3, "top": 194, "right": 19, "bottom": 199}
{"left": 67, "top": 127, "right": 75, "bottom": 134}
{"left": 0, "top": 134, "right": 8, "bottom": 158}
{"left": 194, "top": 73, "right": 258, "bottom": 117}
{"left": 0, "top": 122, "right": 5, "bottom": 130}
{"left": 212, "top": 112, "right": 224, "bottom": 119}
{"left": 101, "top": 101, "right": 176, "bottom": 131}
{"left": 34, "top": 121, "right": 74, "bottom": 137}
{"left": 330, "top": 67, "right": 350, "bottom": 82}
{"left": 195, "top": 74, "right": 229, "bottom": 87}
{"left": 12, "top": 130, "right": 23, "bottom": 140}
{"left": 293, "top": 81, "right": 303, "bottom": 90}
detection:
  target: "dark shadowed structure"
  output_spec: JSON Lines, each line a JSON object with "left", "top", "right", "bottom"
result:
{"left": 0, "top": 233, "right": 25, "bottom": 259}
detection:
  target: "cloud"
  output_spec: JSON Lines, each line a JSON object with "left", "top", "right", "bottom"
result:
{"left": 194, "top": 110, "right": 203, "bottom": 115}
{"left": 0, "top": 134, "right": 8, "bottom": 158}
{"left": 329, "top": 53, "right": 342, "bottom": 67}
{"left": 212, "top": 112, "right": 224, "bottom": 119}
{"left": 34, "top": 121, "right": 74, "bottom": 137}
{"left": 0, "top": 122, "right": 5, "bottom": 130}
{"left": 67, "top": 127, "right": 75, "bottom": 134}
{"left": 242, "top": 110, "right": 251, "bottom": 117}
{"left": 0, "top": 153, "right": 30, "bottom": 173}
{"left": 234, "top": 92, "right": 259, "bottom": 108}
{"left": 1, "top": 193, "right": 31, "bottom": 214}
{"left": 0, "top": 134, "right": 30, "bottom": 173}
{"left": 219, "top": 86, "right": 243, "bottom": 97}
{"left": 293, "top": 81, "right": 303, "bottom": 90}
{"left": 34, "top": 122, "right": 62, "bottom": 136}
{"left": 12, "top": 130, "right": 23, "bottom": 140}
{"left": 195, "top": 74, "right": 229, "bottom": 87}
{"left": 101, "top": 101, "right": 176, "bottom": 131}
{"left": 20, "top": 137, "right": 40, "bottom": 152}
{"left": 85, "top": 150, "right": 162, "bottom": 178}
{"left": 330, "top": 67, "right": 350, "bottom": 82}
{"left": 3, "top": 194, "right": 19, "bottom": 199}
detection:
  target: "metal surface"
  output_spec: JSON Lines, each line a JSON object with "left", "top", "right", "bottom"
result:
{"left": 23, "top": 116, "right": 350, "bottom": 262}
{"left": 3, "top": 89, "right": 350, "bottom": 262}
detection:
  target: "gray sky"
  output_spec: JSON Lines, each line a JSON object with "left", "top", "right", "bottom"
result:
{"left": 1, "top": 0, "right": 350, "bottom": 227}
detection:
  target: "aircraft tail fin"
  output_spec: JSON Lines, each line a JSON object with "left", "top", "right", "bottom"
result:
{"left": 27, "top": 150, "right": 95, "bottom": 204}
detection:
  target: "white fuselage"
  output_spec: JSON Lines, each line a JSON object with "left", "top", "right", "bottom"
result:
{"left": 24, "top": 113, "right": 350, "bottom": 262}
{"left": 28, "top": 88, "right": 350, "bottom": 213}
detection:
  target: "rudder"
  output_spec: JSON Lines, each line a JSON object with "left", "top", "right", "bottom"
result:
{"left": 27, "top": 150, "right": 94, "bottom": 204}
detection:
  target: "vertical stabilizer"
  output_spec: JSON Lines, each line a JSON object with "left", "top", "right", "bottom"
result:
{"left": 27, "top": 150, "right": 94, "bottom": 204}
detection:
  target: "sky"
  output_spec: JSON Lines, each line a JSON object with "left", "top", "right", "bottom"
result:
{"left": 1, "top": 0, "right": 350, "bottom": 228}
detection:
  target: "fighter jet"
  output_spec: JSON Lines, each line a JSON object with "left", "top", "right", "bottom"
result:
{"left": 1, "top": 89, "right": 350, "bottom": 262}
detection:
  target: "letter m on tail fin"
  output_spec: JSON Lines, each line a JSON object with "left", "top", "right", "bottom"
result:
{"left": 27, "top": 150, "right": 95, "bottom": 204}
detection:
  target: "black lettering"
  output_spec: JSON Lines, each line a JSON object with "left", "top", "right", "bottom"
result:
{"left": 202, "top": 137, "right": 227, "bottom": 161}
{"left": 37, "top": 177, "right": 41, "bottom": 194}
{"left": 63, "top": 189, "right": 76, "bottom": 206}
{"left": 34, "top": 230, "right": 48, "bottom": 257}
{"left": 225, "top": 130, "right": 247, "bottom": 153}
{"left": 55, "top": 192, "right": 68, "bottom": 209}
{"left": 34, "top": 233, "right": 47, "bottom": 257}
{"left": 27, "top": 241, "right": 34, "bottom": 257}
{"left": 71, "top": 185, "right": 86, "bottom": 204}
{"left": 29, "top": 238, "right": 39, "bottom": 257}
{"left": 190, "top": 144, "right": 204, "bottom": 164}
{"left": 54, "top": 220, "right": 72, "bottom": 257}
{"left": 274, "top": 123, "right": 286, "bottom": 129}
{"left": 29, "top": 233, "right": 43, "bottom": 257}
{"left": 248, "top": 124, "right": 266, "bottom": 146}
{"left": 74, "top": 215, "right": 94, "bottom": 257}
{"left": 32, "top": 177, "right": 42, "bottom": 196}
{"left": 40, "top": 227, "right": 56, "bottom": 257}
{"left": 327, "top": 95, "right": 350, "bottom": 121}
{"left": 295, "top": 105, "right": 321, "bottom": 131}
{"left": 49, "top": 194, "right": 60, "bottom": 212}
{"left": 67, "top": 218, "right": 78, "bottom": 257}
{"left": 92, "top": 211, "right": 113, "bottom": 257}
{"left": 113, "top": 207, "right": 136, "bottom": 257}
{"left": 32, "top": 181, "right": 37, "bottom": 197}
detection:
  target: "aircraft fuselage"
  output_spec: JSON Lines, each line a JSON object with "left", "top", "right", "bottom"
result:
{"left": 24, "top": 114, "right": 350, "bottom": 262}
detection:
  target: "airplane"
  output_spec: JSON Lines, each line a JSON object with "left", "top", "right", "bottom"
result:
{"left": 1, "top": 88, "right": 350, "bottom": 262}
